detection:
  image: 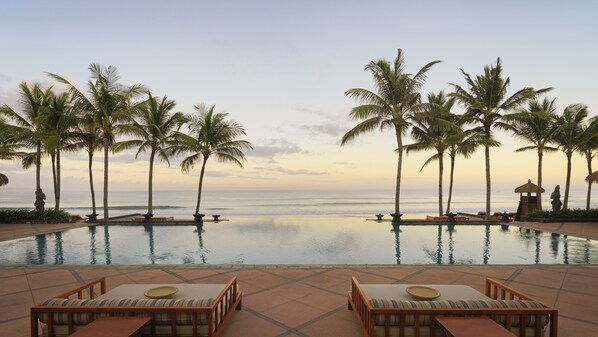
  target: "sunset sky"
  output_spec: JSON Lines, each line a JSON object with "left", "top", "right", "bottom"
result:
{"left": 1, "top": 0, "right": 597, "bottom": 195}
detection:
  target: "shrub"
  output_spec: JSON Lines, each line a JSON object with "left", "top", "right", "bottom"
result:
{"left": 527, "top": 208, "right": 598, "bottom": 219}
{"left": 0, "top": 209, "right": 70, "bottom": 223}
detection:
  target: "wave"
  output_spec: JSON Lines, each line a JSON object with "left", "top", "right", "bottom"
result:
{"left": 65, "top": 205, "right": 185, "bottom": 210}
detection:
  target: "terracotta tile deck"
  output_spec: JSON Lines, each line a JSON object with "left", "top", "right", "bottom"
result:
{"left": 0, "top": 221, "right": 596, "bottom": 336}
{"left": 0, "top": 264, "right": 596, "bottom": 337}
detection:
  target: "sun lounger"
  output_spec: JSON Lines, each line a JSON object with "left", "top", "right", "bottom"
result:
{"left": 31, "top": 277, "right": 242, "bottom": 337}
{"left": 348, "top": 277, "right": 557, "bottom": 337}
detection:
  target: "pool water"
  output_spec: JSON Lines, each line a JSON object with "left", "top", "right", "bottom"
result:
{"left": 0, "top": 215, "right": 596, "bottom": 264}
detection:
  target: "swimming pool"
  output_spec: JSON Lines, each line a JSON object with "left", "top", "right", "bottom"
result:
{"left": 0, "top": 215, "right": 596, "bottom": 264}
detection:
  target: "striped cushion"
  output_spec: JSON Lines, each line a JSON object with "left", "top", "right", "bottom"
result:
{"left": 38, "top": 298, "right": 213, "bottom": 325}
{"left": 370, "top": 299, "right": 549, "bottom": 327}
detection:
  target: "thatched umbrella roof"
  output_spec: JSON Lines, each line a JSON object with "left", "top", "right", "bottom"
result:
{"left": 0, "top": 173, "right": 8, "bottom": 187}
{"left": 514, "top": 179, "right": 545, "bottom": 193}
{"left": 586, "top": 171, "right": 598, "bottom": 183}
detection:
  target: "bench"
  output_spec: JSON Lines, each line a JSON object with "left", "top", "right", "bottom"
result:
{"left": 68, "top": 317, "right": 152, "bottom": 337}
{"left": 433, "top": 316, "right": 516, "bottom": 337}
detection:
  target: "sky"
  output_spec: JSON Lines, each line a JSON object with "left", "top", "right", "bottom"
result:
{"left": 1, "top": 0, "right": 598, "bottom": 197}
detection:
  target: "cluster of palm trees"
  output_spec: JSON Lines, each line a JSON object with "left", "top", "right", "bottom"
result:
{"left": 0, "top": 63, "right": 252, "bottom": 222}
{"left": 343, "top": 49, "right": 597, "bottom": 220}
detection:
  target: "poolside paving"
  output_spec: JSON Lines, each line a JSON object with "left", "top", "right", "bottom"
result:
{"left": 0, "top": 221, "right": 596, "bottom": 336}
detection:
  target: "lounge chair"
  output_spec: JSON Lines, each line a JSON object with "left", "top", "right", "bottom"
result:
{"left": 31, "top": 277, "right": 242, "bottom": 337}
{"left": 348, "top": 277, "right": 557, "bottom": 337}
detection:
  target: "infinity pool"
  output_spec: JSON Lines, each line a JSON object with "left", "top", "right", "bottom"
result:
{"left": 0, "top": 215, "right": 596, "bottom": 264}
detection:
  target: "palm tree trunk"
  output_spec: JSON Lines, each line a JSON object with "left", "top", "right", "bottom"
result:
{"left": 564, "top": 151, "right": 572, "bottom": 210}
{"left": 103, "top": 138, "right": 110, "bottom": 222}
{"left": 56, "top": 149, "right": 61, "bottom": 210}
{"left": 195, "top": 159, "right": 208, "bottom": 215}
{"left": 147, "top": 149, "right": 156, "bottom": 217}
{"left": 394, "top": 127, "right": 403, "bottom": 216}
{"left": 88, "top": 151, "right": 97, "bottom": 217}
{"left": 537, "top": 150, "right": 543, "bottom": 210}
{"left": 446, "top": 154, "right": 456, "bottom": 214}
{"left": 51, "top": 152, "right": 57, "bottom": 209}
{"left": 484, "top": 127, "right": 491, "bottom": 220}
{"left": 586, "top": 153, "right": 592, "bottom": 210}
{"left": 438, "top": 150, "right": 444, "bottom": 216}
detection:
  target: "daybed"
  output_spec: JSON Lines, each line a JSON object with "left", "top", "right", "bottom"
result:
{"left": 30, "top": 277, "right": 242, "bottom": 337}
{"left": 348, "top": 277, "right": 557, "bottom": 337}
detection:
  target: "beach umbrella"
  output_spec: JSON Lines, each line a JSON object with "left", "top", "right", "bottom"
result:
{"left": 585, "top": 171, "right": 598, "bottom": 183}
{"left": 514, "top": 179, "right": 545, "bottom": 194}
{"left": 0, "top": 173, "right": 8, "bottom": 187}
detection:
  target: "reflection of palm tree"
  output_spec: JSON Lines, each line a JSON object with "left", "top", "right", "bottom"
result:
{"left": 103, "top": 226, "right": 112, "bottom": 264}
{"left": 447, "top": 227, "right": 455, "bottom": 264}
{"left": 391, "top": 225, "right": 401, "bottom": 264}
{"left": 54, "top": 232, "right": 64, "bottom": 264}
{"left": 195, "top": 225, "right": 207, "bottom": 264}
{"left": 342, "top": 49, "right": 440, "bottom": 219}
{"left": 435, "top": 225, "right": 443, "bottom": 264}
{"left": 144, "top": 224, "right": 156, "bottom": 264}
{"left": 451, "top": 58, "right": 547, "bottom": 219}
{"left": 89, "top": 226, "right": 97, "bottom": 264}
{"left": 483, "top": 225, "right": 491, "bottom": 264}
{"left": 173, "top": 105, "right": 252, "bottom": 220}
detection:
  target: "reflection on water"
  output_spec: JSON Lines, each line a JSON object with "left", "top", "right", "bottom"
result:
{"left": 1, "top": 217, "right": 597, "bottom": 265}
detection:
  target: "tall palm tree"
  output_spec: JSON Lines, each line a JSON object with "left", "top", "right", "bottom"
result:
{"left": 553, "top": 104, "right": 588, "bottom": 209}
{"left": 450, "top": 58, "right": 548, "bottom": 219}
{"left": 576, "top": 117, "right": 598, "bottom": 210}
{"left": 506, "top": 98, "right": 559, "bottom": 210}
{"left": 445, "top": 127, "right": 488, "bottom": 214}
{"left": 113, "top": 93, "right": 187, "bottom": 221}
{"left": 406, "top": 91, "right": 458, "bottom": 216}
{"left": 172, "top": 104, "right": 252, "bottom": 221}
{"left": 48, "top": 64, "right": 145, "bottom": 221}
{"left": 341, "top": 49, "right": 441, "bottom": 220}
{"left": 42, "top": 91, "right": 79, "bottom": 210}
{"left": 0, "top": 82, "right": 51, "bottom": 210}
{"left": 0, "top": 119, "right": 24, "bottom": 187}
{"left": 64, "top": 112, "right": 103, "bottom": 221}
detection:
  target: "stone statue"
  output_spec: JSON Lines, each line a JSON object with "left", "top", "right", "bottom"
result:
{"left": 34, "top": 189, "right": 46, "bottom": 211}
{"left": 550, "top": 185, "right": 562, "bottom": 211}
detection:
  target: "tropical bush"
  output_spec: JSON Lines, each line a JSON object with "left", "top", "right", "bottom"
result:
{"left": 0, "top": 209, "right": 70, "bottom": 223}
{"left": 528, "top": 208, "right": 598, "bottom": 219}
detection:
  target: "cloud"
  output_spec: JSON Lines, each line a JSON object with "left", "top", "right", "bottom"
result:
{"left": 296, "top": 123, "right": 348, "bottom": 137}
{"left": 248, "top": 138, "right": 307, "bottom": 159}
{"left": 253, "top": 166, "right": 327, "bottom": 176}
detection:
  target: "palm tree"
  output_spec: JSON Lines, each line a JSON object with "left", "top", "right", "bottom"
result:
{"left": 113, "top": 93, "right": 187, "bottom": 221}
{"left": 450, "top": 58, "right": 548, "bottom": 219}
{"left": 506, "top": 98, "right": 559, "bottom": 210}
{"left": 42, "top": 91, "right": 79, "bottom": 210}
{"left": 576, "top": 117, "right": 598, "bottom": 210}
{"left": 406, "top": 91, "right": 458, "bottom": 216}
{"left": 341, "top": 49, "right": 441, "bottom": 220}
{"left": 172, "top": 104, "right": 252, "bottom": 221}
{"left": 64, "top": 112, "right": 103, "bottom": 221}
{"left": 445, "top": 127, "right": 487, "bottom": 214}
{"left": 553, "top": 104, "right": 588, "bottom": 209}
{"left": 0, "top": 82, "right": 51, "bottom": 210}
{"left": 48, "top": 64, "right": 145, "bottom": 221}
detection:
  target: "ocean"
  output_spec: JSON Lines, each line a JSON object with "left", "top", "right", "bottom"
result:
{"left": 0, "top": 188, "right": 591, "bottom": 219}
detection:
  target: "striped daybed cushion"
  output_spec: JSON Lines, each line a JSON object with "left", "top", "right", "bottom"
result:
{"left": 370, "top": 299, "right": 549, "bottom": 327}
{"left": 38, "top": 297, "right": 214, "bottom": 325}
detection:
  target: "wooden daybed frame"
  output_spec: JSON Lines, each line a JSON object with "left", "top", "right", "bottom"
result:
{"left": 348, "top": 277, "right": 558, "bottom": 337}
{"left": 30, "top": 277, "right": 242, "bottom": 337}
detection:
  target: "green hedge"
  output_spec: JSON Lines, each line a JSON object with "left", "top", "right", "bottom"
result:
{"left": 527, "top": 208, "right": 598, "bottom": 219}
{"left": 0, "top": 209, "right": 71, "bottom": 223}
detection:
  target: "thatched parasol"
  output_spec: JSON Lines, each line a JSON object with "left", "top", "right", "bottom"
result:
{"left": 586, "top": 171, "right": 598, "bottom": 183}
{"left": 0, "top": 173, "right": 8, "bottom": 187}
{"left": 514, "top": 179, "right": 545, "bottom": 194}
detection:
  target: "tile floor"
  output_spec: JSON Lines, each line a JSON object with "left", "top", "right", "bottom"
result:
{"left": 1, "top": 264, "right": 597, "bottom": 337}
